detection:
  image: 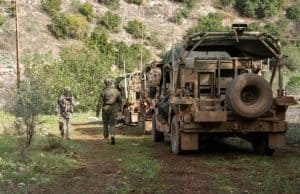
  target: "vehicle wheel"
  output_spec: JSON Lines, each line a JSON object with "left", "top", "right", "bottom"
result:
{"left": 152, "top": 114, "right": 164, "bottom": 142}
{"left": 123, "top": 107, "right": 131, "bottom": 125}
{"left": 226, "top": 74, "right": 273, "bottom": 119}
{"left": 171, "top": 116, "right": 182, "bottom": 155}
{"left": 252, "top": 136, "right": 275, "bottom": 156}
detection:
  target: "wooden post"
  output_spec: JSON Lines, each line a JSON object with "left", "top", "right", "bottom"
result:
{"left": 14, "top": 0, "right": 20, "bottom": 88}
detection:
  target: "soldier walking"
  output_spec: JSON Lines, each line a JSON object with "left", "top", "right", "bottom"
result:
{"left": 56, "top": 87, "right": 76, "bottom": 140}
{"left": 96, "top": 78, "right": 122, "bottom": 145}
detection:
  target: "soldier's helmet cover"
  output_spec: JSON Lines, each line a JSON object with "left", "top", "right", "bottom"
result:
{"left": 63, "top": 86, "right": 72, "bottom": 97}
{"left": 104, "top": 78, "right": 113, "bottom": 86}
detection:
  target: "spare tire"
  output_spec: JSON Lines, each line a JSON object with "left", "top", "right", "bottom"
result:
{"left": 225, "top": 74, "right": 273, "bottom": 119}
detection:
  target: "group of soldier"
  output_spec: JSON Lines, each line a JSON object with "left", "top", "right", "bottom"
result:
{"left": 56, "top": 78, "right": 121, "bottom": 145}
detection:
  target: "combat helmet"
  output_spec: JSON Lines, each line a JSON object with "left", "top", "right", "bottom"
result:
{"left": 104, "top": 78, "right": 113, "bottom": 86}
{"left": 63, "top": 86, "right": 72, "bottom": 97}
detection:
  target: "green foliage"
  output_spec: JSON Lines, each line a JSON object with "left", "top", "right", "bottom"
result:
{"left": 187, "top": 13, "right": 228, "bottom": 36}
{"left": 100, "top": 11, "right": 121, "bottom": 32}
{"left": 127, "top": 0, "right": 144, "bottom": 5}
{"left": 0, "top": 14, "right": 5, "bottom": 26}
{"left": 170, "top": 8, "right": 189, "bottom": 24}
{"left": 98, "top": 0, "right": 120, "bottom": 10}
{"left": 284, "top": 47, "right": 300, "bottom": 72}
{"left": 286, "top": 4, "right": 300, "bottom": 21}
{"left": 78, "top": 2, "right": 95, "bottom": 22}
{"left": 41, "top": 0, "right": 62, "bottom": 16}
{"left": 126, "top": 20, "right": 147, "bottom": 39}
{"left": 148, "top": 32, "right": 166, "bottom": 50}
{"left": 218, "top": 0, "right": 235, "bottom": 7}
{"left": 116, "top": 41, "right": 152, "bottom": 72}
{"left": 170, "top": 0, "right": 197, "bottom": 24}
{"left": 4, "top": 81, "right": 46, "bottom": 153}
{"left": 286, "top": 75, "right": 300, "bottom": 94}
{"left": 49, "top": 13, "right": 89, "bottom": 39}
{"left": 235, "top": 0, "right": 285, "bottom": 18}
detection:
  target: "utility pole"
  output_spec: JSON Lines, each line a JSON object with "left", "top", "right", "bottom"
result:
{"left": 14, "top": 0, "right": 20, "bottom": 89}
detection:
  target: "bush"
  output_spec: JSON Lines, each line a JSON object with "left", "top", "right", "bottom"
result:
{"left": 235, "top": 0, "right": 285, "bottom": 18}
{"left": 49, "top": 13, "right": 89, "bottom": 39}
{"left": 90, "top": 26, "right": 114, "bottom": 55}
{"left": 149, "top": 32, "right": 166, "bottom": 50}
{"left": 286, "top": 75, "right": 300, "bottom": 94}
{"left": 169, "top": 8, "right": 189, "bottom": 24}
{"left": 79, "top": 2, "right": 95, "bottom": 22}
{"left": 5, "top": 81, "right": 46, "bottom": 155}
{"left": 169, "top": 0, "right": 197, "bottom": 24}
{"left": 284, "top": 48, "right": 300, "bottom": 72}
{"left": 127, "top": 0, "right": 144, "bottom": 5}
{"left": 116, "top": 41, "right": 152, "bottom": 72}
{"left": 100, "top": 11, "right": 121, "bottom": 32}
{"left": 41, "top": 0, "right": 62, "bottom": 16}
{"left": 126, "top": 20, "right": 147, "bottom": 39}
{"left": 187, "top": 13, "right": 228, "bottom": 36}
{"left": 98, "top": 0, "right": 120, "bottom": 10}
{"left": 286, "top": 4, "right": 300, "bottom": 21}
{"left": 218, "top": 0, "right": 235, "bottom": 7}
{"left": 0, "top": 14, "right": 5, "bottom": 26}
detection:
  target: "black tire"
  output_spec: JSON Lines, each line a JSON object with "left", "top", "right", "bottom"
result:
{"left": 171, "top": 116, "right": 182, "bottom": 155}
{"left": 123, "top": 107, "right": 131, "bottom": 125}
{"left": 226, "top": 74, "right": 273, "bottom": 119}
{"left": 152, "top": 114, "right": 164, "bottom": 142}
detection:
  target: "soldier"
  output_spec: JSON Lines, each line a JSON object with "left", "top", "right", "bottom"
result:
{"left": 96, "top": 78, "right": 122, "bottom": 145}
{"left": 56, "top": 87, "right": 76, "bottom": 140}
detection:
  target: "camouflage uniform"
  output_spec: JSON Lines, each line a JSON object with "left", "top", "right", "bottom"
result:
{"left": 56, "top": 87, "right": 76, "bottom": 140}
{"left": 96, "top": 78, "right": 122, "bottom": 144}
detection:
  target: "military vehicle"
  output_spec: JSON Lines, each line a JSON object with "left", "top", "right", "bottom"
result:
{"left": 152, "top": 24, "right": 297, "bottom": 155}
{"left": 116, "top": 72, "right": 142, "bottom": 125}
{"left": 140, "top": 62, "right": 162, "bottom": 134}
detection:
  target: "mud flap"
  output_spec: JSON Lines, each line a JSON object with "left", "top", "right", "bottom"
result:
{"left": 181, "top": 133, "right": 198, "bottom": 151}
{"left": 144, "top": 120, "right": 152, "bottom": 134}
{"left": 269, "top": 133, "right": 286, "bottom": 149}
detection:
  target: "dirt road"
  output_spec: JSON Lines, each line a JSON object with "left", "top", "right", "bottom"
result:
{"left": 30, "top": 114, "right": 300, "bottom": 194}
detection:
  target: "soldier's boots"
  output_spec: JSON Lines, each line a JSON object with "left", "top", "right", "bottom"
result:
{"left": 111, "top": 136, "right": 115, "bottom": 145}
{"left": 103, "top": 137, "right": 109, "bottom": 144}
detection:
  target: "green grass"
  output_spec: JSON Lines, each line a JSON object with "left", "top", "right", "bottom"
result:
{"left": 0, "top": 134, "right": 78, "bottom": 193}
{"left": 102, "top": 131, "right": 167, "bottom": 193}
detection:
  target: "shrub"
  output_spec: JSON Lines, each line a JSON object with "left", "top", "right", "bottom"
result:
{"left": 284, "top": 48, "right": 300, "bottom": 72}
{"left": 41, "top": 0, "right": 62, "bottom": 16}
{"left": 98, "top": 0, "right": 120, "bottom": 10}
{"left": 5, "top": 81, "right": 46, "bottom": 155}
{"left": 100, "top": 11, "right": 121, "bottom": 32}
{"left": 49, "top": 13, "right": 89, "bottom": 39}
{"left": 90, "top": 26, "right": 114, "bottom": 55}
{"left": 149, "top": 32, "right": 166, "bottom": 50}
{"left": 218, "top": 0, "right": 235, "bottom": 7}
{"left": 0, "top": 14, "right": 5, "bottom": 26}
{"left": 235, "top": 0, "right": 285, "bottom": 19}
{"left": 187, "top": 13, "right": 228, "bottom": 36}
{"left": 286, "top": 4, "right": 300, "bottom": 21}
{"left": 170, "top": 8, "right": 189, "bottom": 24}
{"left": 286, "top": 75, "right": 300, "bottom": 94}
{"left": 126, "top": 20, "right": 147, "bottom": 39}
{"left": 79, "top": 2, "right": 95, "bottom": 22}
{"left": 127, "top": 0, "right": 144, "bottom": 5}
{"left": 170, "top": 0, "right": 197, "bottom": 24}
{"left": 116, "top": 41, "right": 152, "bottom": 72}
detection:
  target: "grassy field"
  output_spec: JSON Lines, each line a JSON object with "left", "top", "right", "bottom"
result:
{"left": 0, "top": 110, "right": 299, "bottom": 193}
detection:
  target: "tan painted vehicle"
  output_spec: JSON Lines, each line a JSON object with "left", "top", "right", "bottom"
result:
{"left": 152, "top": 24, "right": 297, "bottom": 155}
{"left": 116, "top": 72, "right": 142, "bottom": 125}
{"left": 139, "top": 62, "right": 162, "bottom": 134}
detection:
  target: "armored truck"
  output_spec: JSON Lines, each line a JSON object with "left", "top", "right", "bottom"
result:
{"left": 152, "top": 24, "right": 297, "bottom": 155}
{"left": 116, "top": 71, "right": 142, "bottom": 125}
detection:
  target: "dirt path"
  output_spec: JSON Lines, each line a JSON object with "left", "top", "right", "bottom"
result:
{"left": 32, "top": 125, "right": 123, "bottom": 194}
{"left": 32, "top": 120, "right": 300, "bottom": 194}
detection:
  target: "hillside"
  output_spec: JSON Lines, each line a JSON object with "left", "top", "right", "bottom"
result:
{"left": 0, "top": 0, "right": 261, "bottom": 68}
{"left": 0, "top": 0, "right": 299, "bottom": 107}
